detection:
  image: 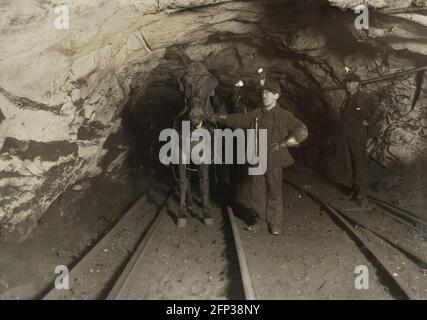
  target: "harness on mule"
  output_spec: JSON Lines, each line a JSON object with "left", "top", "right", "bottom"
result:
{"left": 169, "top": 112, "right": 220, "bottom": 186}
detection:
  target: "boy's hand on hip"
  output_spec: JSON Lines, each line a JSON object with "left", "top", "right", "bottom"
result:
{"left": 285, "top": 136, "right": 299, "bottom": 147}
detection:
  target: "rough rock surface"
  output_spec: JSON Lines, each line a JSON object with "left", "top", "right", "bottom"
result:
{"left": 0, "top": 0, "right": 426, "bottom": 237}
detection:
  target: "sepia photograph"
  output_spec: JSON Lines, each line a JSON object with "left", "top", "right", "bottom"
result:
{"left": 0, "top": 0, "right": 427, "bottom": 307}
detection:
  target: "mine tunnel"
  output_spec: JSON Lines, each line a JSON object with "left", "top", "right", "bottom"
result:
{"left": 1, "top": 0, "right": 427, "bottom": 301}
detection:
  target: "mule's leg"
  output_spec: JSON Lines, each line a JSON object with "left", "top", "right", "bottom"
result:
{"left": 177, "top": 164, "right": 188, "bottom": 228}
{"left": 186, "top": 170, "right": 194, "bottom": 211}
{"left": 199, "top": 164, "right": 213, "bottom": 226}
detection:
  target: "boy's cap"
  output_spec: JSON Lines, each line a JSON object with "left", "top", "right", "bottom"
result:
{"left": 262, "top": 79, "right": 281, "bottom": 95}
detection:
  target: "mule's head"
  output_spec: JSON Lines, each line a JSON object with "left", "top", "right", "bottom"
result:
{"left": 178, "top": 62, "right": 219, "bottom": 117}
{"left": 188, "top": 104, "right": 205, "bottom": 128}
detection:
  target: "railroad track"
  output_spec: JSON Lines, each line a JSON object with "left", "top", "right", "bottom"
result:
{"left": 289, "top": 168, "right": 427, "bottom": 237}
{"left": 284, "top": 175, "right": 427, "bottom": 300}
{"left": 104, "top": 199, "right": 255, "bottom": 299}
{"left": 367, "top": 194, "right": 427, "bottom": 236}
{"left": 42, "top": 168, "right": 426, "bottom": 300}
{"left": 226, "top": 206, "right": 256, "bottom": 300}
{"left": 42, "top": 182, "right": 253, "bottom": 299}
{"left": 42, "top": 185, "right": 174, "bottom": 300}
{"left": 106, "top": 191, "right": 175, "bottom": 299}
{"left": 226, "top": 174, "right": 427, "bottom": 300}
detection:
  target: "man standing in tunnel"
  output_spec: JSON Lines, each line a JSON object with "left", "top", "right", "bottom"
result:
{"left": 341, "top": 72, "right": 382, "bottom": 209}
{"left": 209, "top": 79, "right": 308, "bottom": 235}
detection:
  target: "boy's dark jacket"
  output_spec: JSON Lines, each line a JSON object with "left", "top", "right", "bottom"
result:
{"left": 220, "top": 103, "right": 308, "bottom": 169}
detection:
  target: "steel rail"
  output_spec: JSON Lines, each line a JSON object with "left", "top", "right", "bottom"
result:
{"left": 336, "top": 207, "right": 427, "bottom": 267}
{"left": 42, "top": 192, "right": 149, "bottom": 300}
{"left": 368, "top": 195, "right": 427, "bottom": 234}
{"left": 370, "top": 202, "right": 427, "bottom": 237}
{"left": 323, "top": 203, "right": 417, "bottom": 300}
{"left": 285, "top": 179, "right": 418, "bottom": 300}
{"left": 106, "top": 191, "right": 174, "bottom": 300}
{"left": 226, "top": 206, "right": 257, "bottom": 300}
{"left": 292, "top": 168, "right": 427, "bottom": 236}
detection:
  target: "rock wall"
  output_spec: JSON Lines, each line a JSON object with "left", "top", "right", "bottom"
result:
{"left": 1, "top": 0, "right": 427, "bottom": 237}
{"left": 0, "top": 0, "right": 267, "bottom": 237}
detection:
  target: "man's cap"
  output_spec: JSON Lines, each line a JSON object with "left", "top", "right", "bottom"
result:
{"left": 344, "top": 72, "right": 361, "bottom": 83}
{"left": 262, "top": 79, "right": 281, "bottom": 95}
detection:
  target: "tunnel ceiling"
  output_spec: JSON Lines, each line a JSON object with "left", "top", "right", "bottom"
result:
{"left": 0, "top": 0, "right": 427, "bottom": 237}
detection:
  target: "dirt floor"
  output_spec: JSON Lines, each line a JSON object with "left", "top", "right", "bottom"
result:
{"left": 112, "top": 197, "right": 244, "bottom": 299}
{"left": 0, "top": 161, "right": 426, "bottom": 300}
{"left": 99, "top": 167, "right": 421, "bottom": 299}
{"left": 236, "top": 183, "right": 396, "bottom": 299}
{"left": 0, "top": 165, "right": 153, "bottom": 299}
{"left": 373, "top": 164, "right": 427, "bottom": 220}
{"left": 283, "top": 167, "right": 427, "bottom": 299}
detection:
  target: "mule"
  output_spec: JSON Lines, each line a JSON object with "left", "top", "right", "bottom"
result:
{"left": 173, "top": 61, "right": 219, "bottom": 228}
{"left": 173, "top": 107, "right": 215, "bottom": 228}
